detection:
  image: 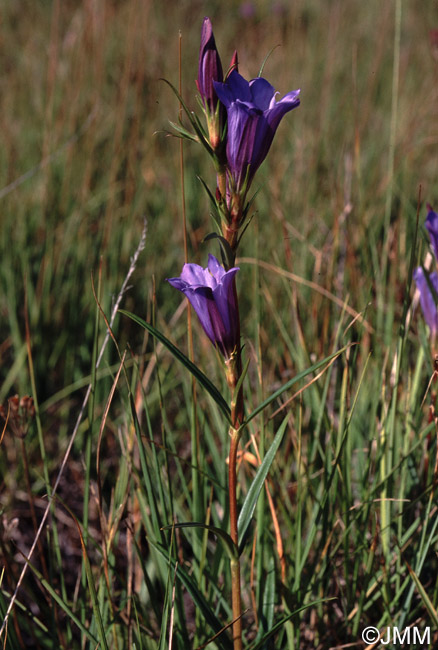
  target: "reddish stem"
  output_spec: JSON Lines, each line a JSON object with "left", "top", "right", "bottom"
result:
{"left": 229, "top": 430, "right": 243, "bottom": 650}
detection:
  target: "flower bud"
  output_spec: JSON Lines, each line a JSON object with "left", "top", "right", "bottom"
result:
{"left": 197, "top": 17, "right": 223, "bottom": 113}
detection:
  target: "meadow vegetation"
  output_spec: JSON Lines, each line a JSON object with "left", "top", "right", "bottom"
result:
{"left": 1, "top": 0, "right": 438, "bottom": 648}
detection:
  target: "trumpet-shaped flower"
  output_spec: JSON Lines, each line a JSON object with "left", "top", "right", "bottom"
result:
{"left": 214, "top": 70, "right": 300, "bottom": 191}
{"left": 167, "top": 255, "right": 240, "bottom": 359}
{"left": 413, "top": 267, "right": 438, "bottom": 336}
{"left": 425, "top": 204, "right": 438, "bottom": 259}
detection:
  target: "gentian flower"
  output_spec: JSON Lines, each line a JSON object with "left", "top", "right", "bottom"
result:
{"left": 425, "top": 204, "right": 438, "bottom": 259}
{"left": 197, "top": 17, "right": 223, "bottom": 113}
{"left": 214, "top": 70, "right": 300, "bottom": 192}
{"left": 413, "top": 267, "right": 438, "bottom": 337}
{"left": 167, "top": 255, "right": 240, "bottom": 359}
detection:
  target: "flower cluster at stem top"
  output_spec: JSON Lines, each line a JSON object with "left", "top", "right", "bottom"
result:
{"left": 196, "top": 17, "right": 300, "bottom": 255}
{"left": 168, "top": 17, "right": 300, "bottom": 359}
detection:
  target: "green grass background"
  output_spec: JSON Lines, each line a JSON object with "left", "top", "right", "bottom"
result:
{"left": 1, "top": 0, "right": 438, "bottom": 648}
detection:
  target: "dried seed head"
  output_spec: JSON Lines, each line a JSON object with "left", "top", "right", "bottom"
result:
{"left": 0, "top": 394, "right": 36, "bottom": 439}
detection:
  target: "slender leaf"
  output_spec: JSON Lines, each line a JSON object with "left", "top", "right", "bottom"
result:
{"left": 248, "top": 598, "right": 335, "bottom": 650}
{"left": 120, "top": 310, "right": 231, "bottom": 421}
{"left": 23, "top": 538, "right": 100, "bottom": 645}
{"left": 257, "top": 554, "right": 276, "bottom": 646}
{"left": 243, "top": 345, "right": 349, "bottom": 427}
{"left": 160, "top": 78, "right": 211, "bottom": 150}
{"left": 168, "top": 121, "right": 200, "bottom": 143}
{"left": 238, "top": 415, "right": 289, "bottom": 550}
{"left": 257, "top": 45, "right": 280, "bottom": 77}
{"left": 50, "top": 497, "right": 109, "bottom": 650}
{"left": 163, "top": 522, "right": 237, "bottom": 560}
{"left": 151, "top": 540, "right": 234, "bottom": 650}
{"left": 198, "top": 176, "right": 220, "bottom": 212}
{"left": 203, "top": 232, "right": 235, "bottom": 269}
{"left": 405, "top": 561, "right": 438, "bottom": 627}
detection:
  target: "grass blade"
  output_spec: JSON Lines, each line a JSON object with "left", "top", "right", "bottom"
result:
{"left": 248, "top": 598, "right": 335, "bottom": 650}
{"left": 151, "top": 540, "right": 234, "bottom": 650}
{"left": 163, "top": 522, "right": 237, "bottom": 561}
{"left": 242, "top": 346, "right": 349, "bottom": 427}
{"left": 405, "top": 560, "right": 438, "bottom": 627}
{"left": 22, "top": 556, "right": 100, "bottom": 646}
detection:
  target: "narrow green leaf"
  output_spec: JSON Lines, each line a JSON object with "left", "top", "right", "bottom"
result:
{"left": 48, "top": 496, "right": 109, "bottom": 650}
{"left": 238, "top": 415, "right": 289, "bottom": 550}
{"left": 236, "top": 211, "right": 256, "bottom": 249}
{"left": 248, "top": 598, "right": 335, "bottom": 650}
{"left": 258, "top": 554, "right": 276, "bottom": 645}
{"left": 258, "top": 45, "right": 280, "bottom": 77}
{"left": 129, "top": 394, "right": 163, "bottom": 542}
{"left": 162, "top": 522, "right": 237, "bottom": 561}
{"left": 120, "top": 310, "right": 231, "bottom": 421}
{"left": 243, "top": 345, "right": 349, "bottom": 427}
{"left": 197, "top": 175, "right": 220, "bottom": 213}
{"left": 234, "top": 357, "right": 250, "bottom": 399}
{"left": 203, "top": 232, "right": 236, "bottom": 270}
{"left": 76, "top": 527, "right": 110, "bottom": 649}
{"left": 160, "top": 78, "right": 197, "bottom": 127}
{"left": 23, "top": 544, "right": 100, "bottom": 645}
{"left": 0, "top": 585, "right": 48, "bottom": 647}
{"left": 160, "top": 78, "right": 211, "bottom": 150}
{"left": 197, "top": 175, "right": 227, "bottom": 231}
{"left": 158, "top": 530, "right": 177, "bottom": 650}
{"left": 168, "top": 121, "right": 200, "bottom": 143}
{"left": 405, "top": 561, "right": 438, "bottom": 627}
{"left": 191, "top": 109, "right": 210, "bottom": 140}
{"left": 151, "top": 540, "right": 234, "bottom": 650}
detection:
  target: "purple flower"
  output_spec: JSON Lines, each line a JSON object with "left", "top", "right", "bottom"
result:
{"left": 196, "top": 17, "right": 223, "bottom": 114}
{"left": 214, "top": 70, "right": 300, "bottom": 191}
{"left": 167, "top": 255, "right": 240, "bottom": 359}
{"left": 414, "top": 267, "right": 438, "bottom": 336}
{"left": 425, "top": 204, "right": 438, "bottom": 259}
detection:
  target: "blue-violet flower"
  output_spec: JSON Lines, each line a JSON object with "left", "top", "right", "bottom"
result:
{"left": 213, "top": 70, "right": 300, "bottom": 192}
{"left": 167, "top": 255, "right": 240, "bottom": 359}
{"left": 413, "top": 267, "right": 438, "bottom": 337}
{"left": 425, "top": 204, "right": 438, "bottom": 260}
{"left": 197, "top": 17, "right": 223, "bottom": 114}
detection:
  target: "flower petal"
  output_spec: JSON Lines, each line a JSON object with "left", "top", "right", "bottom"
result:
{"left": 414, "top": 267, "right": 438, "bottom": 335}
{"left": 248, "top": 77, "right": 276, "bottom": 111}
{"left": 212, "top": 267, "right": 240, "bottom": 341}
{"left": 264, "top": 89, "right": 301, "bottom": 131}
{"left": 167, "top": 256, "right": 240, "bottom": 358}
{"left": 224, "top": 70, "right": 252, "bottom": 102}
{"left": 214, "top": 69, "right": 300, "bottom": 193}
{"left": 207, "top": 253, "right": 226, "bottom": 282}
{"left": 189, "top": 286, "right": 217, "bottom": 343}
{"left": 425, "top": 205, "right": 438, "bottom": 260}
{"left": 225, "top": 103, "right": 265, "bottom": 184}
{"left": 179, "top": 262, "right": 216, "bottom": 289}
